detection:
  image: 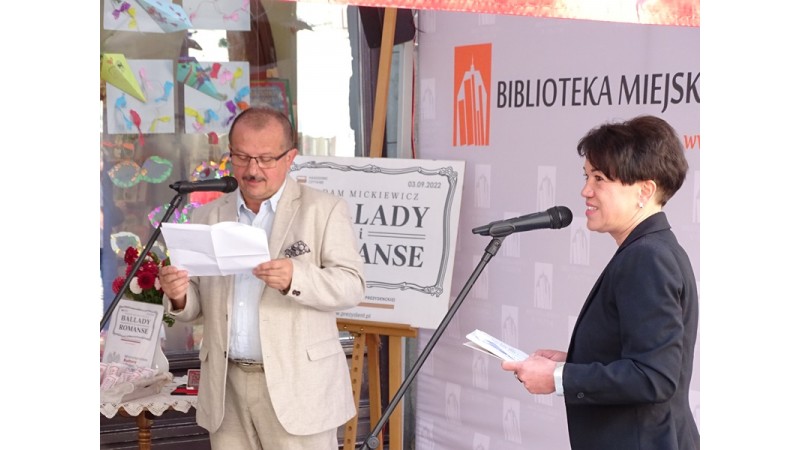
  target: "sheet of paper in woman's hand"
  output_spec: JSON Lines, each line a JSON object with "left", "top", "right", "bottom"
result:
{"left": 464, "top": 329, "right": 529, "bottom": 361}
{"left": 161, "top": 222, "right": 270, "bottom": 276}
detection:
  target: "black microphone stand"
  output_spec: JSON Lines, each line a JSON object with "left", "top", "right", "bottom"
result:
{"left": 359, "top": 234, "right": 506, "bottom": 450}
{"left": 100, "top": 192, "right": 186, "bottom": 331}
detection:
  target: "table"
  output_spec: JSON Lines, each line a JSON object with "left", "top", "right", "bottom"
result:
{"left": 101, "top": 376, "right": 197, "bottom": 450}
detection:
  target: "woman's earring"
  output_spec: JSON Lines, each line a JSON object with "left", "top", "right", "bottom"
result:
{"left": 638, "top": 201, "right": 644, "bottom": 209}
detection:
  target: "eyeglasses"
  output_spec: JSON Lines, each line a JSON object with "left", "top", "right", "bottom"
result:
{"left": 229, "top": 148, "right": 292, "bottom": 169}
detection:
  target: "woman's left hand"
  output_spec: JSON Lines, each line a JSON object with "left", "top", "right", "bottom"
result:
{"left": 501, "top": 354, "right": 557, "bottom": 394}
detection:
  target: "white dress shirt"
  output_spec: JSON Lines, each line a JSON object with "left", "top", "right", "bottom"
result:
{"left": 554, "top": 362, "right": 566, "bottom": 396}
{"left": 227, "top": 181, "right": 286, "bottom": 362}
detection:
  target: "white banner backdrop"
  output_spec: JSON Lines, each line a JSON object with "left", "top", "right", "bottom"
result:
{"left": 290, "top": 155, "right": 465, "bottom": 329}
{"left": 414, "top": 11, "right": 699, "bottom": 450}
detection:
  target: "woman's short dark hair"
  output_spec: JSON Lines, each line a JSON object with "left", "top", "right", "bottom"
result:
{"left": 228, "top": 107, "right": 296, "bottom": 150}
{"left": 576, "top": 115, "right": 688, "bottom": 205}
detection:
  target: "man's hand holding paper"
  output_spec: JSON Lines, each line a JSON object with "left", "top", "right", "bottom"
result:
{"left": 252, "top": 258, "right": 294, "bottom": 293}
{"left": 161, "top": 221, "right": 271, "bottom": 276}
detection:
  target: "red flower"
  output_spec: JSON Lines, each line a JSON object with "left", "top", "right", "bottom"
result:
{"left": 124, "top": 247, "right": 139, "bottom": 265}
{"left": 137, "top": 272, "right": 156, "bottom": 290}
{"left": 140, "top": 260, "right": 159, "bottom": 276}
{"left": 114, "top": 246, "right": 174, "bottom": 327}
{"left": 112, "top": 277, "right": 125, "bottom": 294}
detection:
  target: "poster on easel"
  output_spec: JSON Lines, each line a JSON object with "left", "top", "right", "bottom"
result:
{"left": 291, "top": 156, "right": 465, "bottom": 329}
{"left": 102, "top": 299, "right": 163, "bottom": 368}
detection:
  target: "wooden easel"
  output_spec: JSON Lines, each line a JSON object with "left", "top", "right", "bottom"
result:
{"left": 339, "top": 7, "right": 412, "bottom": 450}
{"left": 369, "top": 7, "right": 397, "bottom": 158}
{"left": 337, "top": 319, "right": 417, "bottom": 450}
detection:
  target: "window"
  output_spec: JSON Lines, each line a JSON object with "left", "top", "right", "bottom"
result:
{"left": 100, "top": 0, "right": 366, "bottom": 356}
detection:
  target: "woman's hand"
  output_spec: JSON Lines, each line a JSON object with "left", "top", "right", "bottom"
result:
{"left": 501, "top": 352, "right": 559, "bottom": 394}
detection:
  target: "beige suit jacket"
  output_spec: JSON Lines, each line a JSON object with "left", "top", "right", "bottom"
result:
{"left": 165, "top": 177, "right": 365, "bottom": 435}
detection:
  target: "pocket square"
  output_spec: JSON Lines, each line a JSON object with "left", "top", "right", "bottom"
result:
{"left": 284, "top": 240, "right": 311, "bottom": 258}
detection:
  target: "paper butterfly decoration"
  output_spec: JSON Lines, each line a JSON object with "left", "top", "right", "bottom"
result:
{"left": 110, "top": 0, "right": 137, "bottom": 29}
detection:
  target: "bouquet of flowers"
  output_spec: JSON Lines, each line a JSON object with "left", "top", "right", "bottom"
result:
{"left": 112, "top": 246, "right": 175, "bottom": 326}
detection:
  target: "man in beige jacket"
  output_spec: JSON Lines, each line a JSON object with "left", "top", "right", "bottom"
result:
{"left": 159, "top": 108, "right": 365, "bottom": 449}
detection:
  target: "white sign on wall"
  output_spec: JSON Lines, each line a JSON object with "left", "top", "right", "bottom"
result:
{"left": 291, "top": 155, "right": 465, "bottom": 329}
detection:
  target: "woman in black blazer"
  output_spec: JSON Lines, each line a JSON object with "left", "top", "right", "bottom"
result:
{"left": 503, "top": 115, "right": 699, "bottom": 450}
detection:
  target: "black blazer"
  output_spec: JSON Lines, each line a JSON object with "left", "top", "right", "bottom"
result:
{"left": 564, "top": 212, "right": 699, "bottom": 450}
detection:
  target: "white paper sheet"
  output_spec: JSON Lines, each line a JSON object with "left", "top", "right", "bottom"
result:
{"left": 160, "top": 222, "right": 270, "bottom": 276}
{"left": 464, "top": 329, "right": 529, "bottom": 361}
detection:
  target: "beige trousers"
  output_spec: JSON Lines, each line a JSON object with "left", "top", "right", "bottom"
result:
{"left": 210, "top": 361, "right": 338, "bottom": 450}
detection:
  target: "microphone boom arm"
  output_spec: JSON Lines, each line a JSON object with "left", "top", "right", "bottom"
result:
{"left": 100, "top": 192, "right": 186, "bottom": 331}
{"left": 359, "top": 235, "right": 506, "bottom": 450}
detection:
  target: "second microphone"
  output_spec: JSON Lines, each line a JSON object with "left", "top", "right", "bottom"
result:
{"left": 472, "top": 206, "right": 573, "bottom": 237}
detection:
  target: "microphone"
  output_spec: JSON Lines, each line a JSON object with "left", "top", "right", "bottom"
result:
{"left": 169, "top": 176, "right": 239, "bottom": 194}
{"left": 472, "top": 206, "right": 573, "bottom": 237}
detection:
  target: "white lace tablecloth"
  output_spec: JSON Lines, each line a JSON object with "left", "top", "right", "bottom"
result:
{"left": 100, "top": 375, "right": 197, "bottom": 419}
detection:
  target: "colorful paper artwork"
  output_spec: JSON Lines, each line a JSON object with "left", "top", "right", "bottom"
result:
{"left": 135, "top": 0, "right": 193, "bottom": 32}
{"left": 180, "top": 58, "right": 250, "bottom": 135}
{"left": 192, "top": 153, "right": 231, "bottom": 181}
{"left": 106, "top": 59, "right": 176, "bottom": 138}
{"left": 104, "top": 0, "right": 141, "bottom": 31}
{"left": 103, "top": 0, "right": 193, "bottom": 33}
{"left": 177, "top": 57, "right": 228, "bottom": 101}
{"left": 106, "top": 156, "right": 174, "bottom": 188}
{"left": 148, "top": 201, "right": 201, "bottom": 228}
{"left": 146, "top": 152, "right": 233, "bottom": 223}
{"left": 184, "top": 152, "right": 232, "bottom": 205}
{"left": 183, "top": 0, "right": 251, "bottom": 31}
{"left": 101, "top": 53, "right": 146, "bottom": 103}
